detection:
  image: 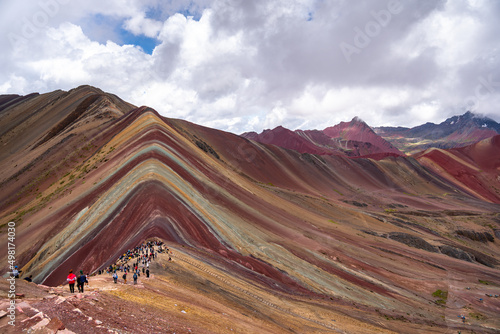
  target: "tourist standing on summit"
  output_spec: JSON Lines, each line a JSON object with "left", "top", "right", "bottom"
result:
{"left": 67, "top": 270, "right": 76, "bottom": 293}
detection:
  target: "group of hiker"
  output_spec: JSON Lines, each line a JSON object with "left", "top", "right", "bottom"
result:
{"left": 108, "top": 240, "right": 168, "bottom": 285}
{"left": 13, "top": 265, "right": 34, "bottom": 283}
{"left": 111, "top": 265, "right": 149, "bottom": 285}
{"left": 64, "top": 240, "right": 170, "bottom": 292}
{"left": 66, "top": 270, "right": 88, "bottom": 293}
{"left": 13, "top": 239, "right": 171, "bottom": 293}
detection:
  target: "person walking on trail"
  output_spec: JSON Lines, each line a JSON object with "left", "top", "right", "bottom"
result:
{"left": 67, "top": 270, "right": 76, "bottom": 293}
{"left": 77, "top": 270, "right": 87, "bottom": 293}
{"left": 133, "top": 272, "right": 138, "bottom": 285}
{"left": 113, "top": 271, "right": 118, "bottom": 284}
{"left": 146, "top": 268, "right": 150, "bottom": 278}
{"left": 122, "top": 271, "right": 127, "bottom": 284}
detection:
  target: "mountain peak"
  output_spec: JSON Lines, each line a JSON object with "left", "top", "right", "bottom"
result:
{"left": 351, "top": 116, "right": 366, "bottom": 124}
{"left": 375, "top": 111, "right": 500, "bottom": 154}
{"left": 272, "top": 125, "right": 289, "bottom": 131}
{"left": 442, "top": 111, "right": 497, "bottom": 127}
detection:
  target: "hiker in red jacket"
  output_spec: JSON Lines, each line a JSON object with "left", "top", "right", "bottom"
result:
{"left": 67, "top": 270, "right": 76, "bottom": 293}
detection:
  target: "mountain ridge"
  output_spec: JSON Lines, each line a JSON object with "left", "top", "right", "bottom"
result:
{"left": 375, "top": 111, "right": 500, "bottom": 153}
{"left": 243, "top": 112, "right": 500, "bottom": 156}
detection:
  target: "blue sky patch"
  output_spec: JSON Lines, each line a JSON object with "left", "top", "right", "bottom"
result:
{"left": 80, "top": 14, "right": 159, "bottom": 55}
{"left": 118, "top": 27, "right": 159, "bottom": 55}
{"left": 145, "top": 3, "right": 203, "bottom": 22}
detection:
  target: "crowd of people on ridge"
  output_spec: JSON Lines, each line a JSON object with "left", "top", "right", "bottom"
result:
{"left": 64, "top": 240, "right": 171, "bottom": 292}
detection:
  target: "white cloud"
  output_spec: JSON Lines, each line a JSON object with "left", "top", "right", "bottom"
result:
{"left": 124, "top": 15, "right": 163, "bottom": 38}
{"left": 0, "top": 75, "right": 28, "bottom": 94}
{"left": 0, "top": 0, "right": 499, "bottom": 134}
{"left": 263, "top": 103, "right": 287, "bottom": 129}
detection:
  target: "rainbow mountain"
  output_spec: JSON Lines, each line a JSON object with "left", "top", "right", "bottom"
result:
{"left": 1, "top": 86, "right": 500, "bottom": 333}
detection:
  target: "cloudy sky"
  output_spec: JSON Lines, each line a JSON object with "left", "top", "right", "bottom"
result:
{"left": 1, "top": 0, "right": 499, "bottom": 134}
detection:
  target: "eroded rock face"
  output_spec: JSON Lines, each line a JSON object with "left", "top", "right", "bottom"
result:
{"left": 387, "top": 232, "right": 439, "bottom": 253}
{"left": 371, "top": 230, "right": 496, "bottom": 267}
{"left": 456, "top": 230, "right": 495, "bottom": 243}
{"left": 438, "top": 245, "right": 475, "bottom": 262}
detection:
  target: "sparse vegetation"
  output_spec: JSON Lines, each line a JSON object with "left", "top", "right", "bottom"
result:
{"left": 432, "top": 289, "right": 448, "bottom": 298}
{"left": 332, "top": 189, "right": 343, "bottom": 196}
{"left": 432, "top": 289, "right": 448, "bottom": 306}
{"left": 469, "top": 312, "right": 486, "bottom": 320}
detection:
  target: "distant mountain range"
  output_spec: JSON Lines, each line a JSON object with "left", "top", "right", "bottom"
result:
{"left": 375, "top": 111, "right": 500, "bottom": 154}
{"left": 243, "top": 111, "right": 500, "bottom": 157}
{"left": 242, "top": 117, "right": 403, "bottom": 158}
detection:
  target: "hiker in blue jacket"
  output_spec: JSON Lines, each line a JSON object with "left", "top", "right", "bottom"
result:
{"left": 77, "top": 270, "right": 87, "bottom": 293}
